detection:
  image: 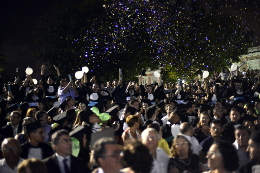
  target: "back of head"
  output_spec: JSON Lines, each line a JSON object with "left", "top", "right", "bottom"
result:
{"left": 35, "top": 110, "right": 46, "bottom": 121}
{"left": 18, "top": 158, "right": 48, "bottom": 173}
{"left": 147, "top": 123, "right": 160, "bottom": 134}
{"left": 145, "top": 108, "right": 156, "bottom": 120}
{"left": 123, "top": 140, "right": 153, "bottom": 173}
{"left": 180, "top": 122, "right": 192, "bottom": 134}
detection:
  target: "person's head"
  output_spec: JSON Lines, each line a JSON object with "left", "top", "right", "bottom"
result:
{"left": 166, "top": 104, "right": 174, "bottom": 114}
{"left": 124, "top": 106, "right": 137, "bottom": 119}
{"left": 9, "top": 111, "right": 21, "bottom": 127}
{"left": 93, "top": 138, "right": 122, "bottom": 172}
{"left": 247, "top": 131, "right": 260, "bottom": 161}
{"left": 213, "top": 107, "right": 223, "bottom": 118}
{"left": 186, "top": 102, "right": 196, "bottom": 113}
{"left": 22, "top": 117, "right": 35, "bottom": 134}
{"left": 235, "top": 126, "right": 251, "bottom": 148}
{"left": 210, "top": 119, "right": 223, "bottom": 138}
{"left": 246, "top": 108, "right": 256, "bottom": 116}
{"left": 26, "top": 108, "right": 37, "bottom": 120}
{"left": 145, "top": 108, "right": 156, "bottom": 120}
{"left": 35, "top": 110, "right": 48, "bottom": 126}
{"left": 130, "top": 100, "right": 140, "bottom": 110}
{"left": 180, "top": 122, "right": 193, "bottom": 137}
{"left": 215, "top": 102, "right": 222, "bottom": 109}
{"left": 255, "top": 100, "right": 260, "bottom": 111}
{"left": 141, "top": 128, "right": 159, "bottom": 152}
{"left": 168, "top": 112, "right": 180, "bottom": 124}
{"left": 207, "top": 140, "right": 239, "bottom": 172}
{"left": 123, "top": 140, "right": 153, "bottom": 173}
{"left": 112, "top": 79, "right": 118, "bottom": 87}
{"left": 66, "top": 109, "right": 77, "bottom": 124}
{"left": 78, "top": 102, "right": 87, "bottom": 111}
{"left": 25, "top": 121, "right": 45, "bottom": 143}
{"left": 18, "top": 158, "right": 48, "bottom": 173}
{"left": 171, "top": 135, "right": 192, "bottom": 158}
{"left": 37, "top": 100, "right": 48, "bottom": 111}
{"left": 51, "top": 130, "right": 72, "bottom": 157}
{"left": 1, "top": 138, "right": 21, "bottom": 164}
{"left": 146, "top": 85, "right": 152, "bottom": 94}
{"left": 60, "top": 79, "right": 68, "bottom": 87}
{"left": 126, "top": 115, "right": 139, "bottom": 129}
{"left": 92, "top": 83, "right": 100, "bottom": 93}
{"left": 229, "top": 107, "right": 242, "bottom": 123}
{"left": 243, "top": 119, "right": 256, "bottom": 132}
{"left": 198, "top": 112, "right": 210, "bottom": 128}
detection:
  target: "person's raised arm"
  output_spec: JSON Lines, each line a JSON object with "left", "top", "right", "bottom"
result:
{"left": 54, "top": 65, "right": 61, "bottom": 77}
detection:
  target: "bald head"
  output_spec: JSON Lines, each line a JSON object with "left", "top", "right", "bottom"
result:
{"left": 180, "top": 122, "right": 193, "bottom": 137}
{"left": 1, "top": 138, "right": 21, "bottom": 163}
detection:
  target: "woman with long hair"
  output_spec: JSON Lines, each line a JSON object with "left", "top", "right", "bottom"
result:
{"left": 194, "top": 112, "right": 211, "bottom": 143}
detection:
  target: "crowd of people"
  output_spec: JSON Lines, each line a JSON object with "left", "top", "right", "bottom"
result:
{"left": 1, "top": 65, "right": 260, "bottom": 173}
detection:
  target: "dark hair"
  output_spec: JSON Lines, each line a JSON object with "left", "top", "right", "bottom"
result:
{"left": 130, "top": 100, "right": 139, "bottom": 107}
{"left": 197, "top": 112, "right": 210, "bottom": 129}
{"left": 170, "top": 135, "right": 193, "bottom": 158}
{"left": 123, "top": 140, "right": 153, "bottom": 173}
{"left": 213, "top": 140, "right": 239, "bottom": 171}
{"left": 230, "top": 107, "right": 241, "bottom": 115}
{"left": 147, "top": 123, "right": 160, "bottom": 134}
{"left": 145, "top": 108, "right": 156, "bottom": 120}
{"left": 66, "top": 109, "right": 76, "bottom": 124}
{"left": 51, "top": 129, "right": 70, "bottom": 146}
{"left": 210, "top": 119, "right": 222, "bottom": 127}
{"left": 126, "top": 115, "right": 139, "bottom": 127}
{"left": 93, "top": 137, "right": 116, "bottom": 167}
{"left": 186, "top": 101, "right": 194, "bottom": 109}
{"left": 35, "top": 110, "right": 46, "bottom": 121}
{"left": 11, "top": 111, "right": 21, "bottom": 118}
{"left": 235, "top": 125, "right": 251, "bottom": 136}
{"left": 73, "top": 110, "right": 86, "bottom": 129}
{"left": 18, "top": 158, "right": 48, "bottom": 173}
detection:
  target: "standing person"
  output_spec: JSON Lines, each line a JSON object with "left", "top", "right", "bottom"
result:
{"left": 240, "top": 131, "right": 260, "bottom": 173}
{"left": 0, "top": 138, "right": 24, "bottom": 173}
{"left": 43, "top": 130, "right": 90, "bottom": 173}
{"left": 206, "top": 140, "right": 239, "bottom": 173}
{"left": 92, "top": 137, "right": 123, "bottom": 173}
{"left": 20, "top": 121, "right": 53, "bottom": 160}
{"left": 233, "top": 126, "right": 250, "bottom": 170}
{"left": 1, "top": 111, "right": 23, "bottom": 139}
{"left": 141, "top": 128, "right": 169, "bottom": 173}
{"left": 58, "top": 79, "right": 78, "bottom": 104}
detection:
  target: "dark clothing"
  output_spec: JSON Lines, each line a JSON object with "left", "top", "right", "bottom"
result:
{"left": 43, "top": 154, "right": 91, "bottom": 173}
{"left": 1, "top": 123, "right": 22, "bottom": 139}
{"left": 161, "top": 123, "right": 175, "bottom": 147}
{"left": 223, "top": 122, "right": 241, "bottom": 144}
{"left": 20, "top": 142, "right": 54, "bottom": 160}
{"left": 168, "top": 154, "right": 202, "bottom": 173}
{"left": 41, "top": 75, "right": 61, "bottom": 97}
{"left": 240, "top": 160, "right": 260, "bottom": 173}
{"left": 193, "top": 127, "right": 210, "bottom": 144}
{"left": 200, "top": 135, "right": 226, "bottom": 155}
{"left": 112, "top": 81, "right": 127, "bottom": 104}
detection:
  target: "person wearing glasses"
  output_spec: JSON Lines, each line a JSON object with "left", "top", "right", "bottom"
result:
{"left": 168, "top": 134, "right": 205, "bottom": 173}
{"left": 205, "top": 140, "right": 239, "bottom": 173}
{"left": 0, "top": 138, "right": 23, "bottom": 173}
{"left": 141, "top": 128, "right": 169, "bottom": 173}
{"left": 1, "top": 111, "right": 23, "bottom": 139}
{"left": 92, "top": 137, "right": 123, "bottom": 173}
{"left": 43, "top": 129, "right": 90, "bottom": 173}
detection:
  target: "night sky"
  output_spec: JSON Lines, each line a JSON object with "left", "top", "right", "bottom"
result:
{"left": 0, "top": 0, "right": 260, "bottom": 79}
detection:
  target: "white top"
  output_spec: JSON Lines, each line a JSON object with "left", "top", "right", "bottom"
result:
{"left": 56, "top": 153, "right": 71, "bottom": 173}
{"left": 171, "top": 124, "right": 181, "bottom": 137}
{"left": 180, "top": 134, "right": 202, "bottom": 155}
{"left": 0, "top": 158, "right": 24, "bottom": 173}
{"left": 233, "top": 140, "right": 250, "bottom": 170}
{"left": 151, "top": 148, "right": 170, "bottom": 173}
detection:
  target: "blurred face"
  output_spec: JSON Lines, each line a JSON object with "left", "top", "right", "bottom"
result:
{"left": 247, "top": 110, "right": 254, "bottom": 116}
{"left": 89, "top": 113, "right": 101, "bottom": 124}
{"left": 79, "top": 103, "right": 86, "bottom": 111}
{"left": 10, "top": 112, "right": 21, "bottom": 127}
{"left": 107, "top": 82, "right": 111, "bottom": 88}
{"left": 235, "top": 129, "right": 250, "bottom": 148}
{"left": 215, "top": 102, "right": 222, "bottom": 109}
{"left": 53, "top": 134, "right": 72, "bottom": 157}
{"left": 207, "top": 144, "right": 224, "bottom": 170}
{"left": 166, "top": 105, "right": 173, "bottom": 114}
{"left": 38, "top": 102, "right": 45, "bottom": 110}
{"left": 2, "top": 139, "right": 21, "bottom": 163}
{"left": 175, "top": 137, "right": 189, "bottom": 157}
{"left": 214, "top": 108, "right": 223, "bottom": 118}
{"left": 142, "top": 103, "right": 149, "bottom": 110}
{"left": 169, "top": 112, "right": 180, "bottom": 124}
{"left": 255, "top": 102, "right": 260, "bottom": 110}
{"left": 100, "top": 83, "right": 105, "bottom": 89}
{"left": 40, "top": 113, "right": 48, "bottom": 125}
{"left": 244, "top": 121, "right": 255, "bottom": 131}
{"left": 31, "top": 109, "right": 37, "bottom": 119}
{"left": 200, "top": 114, "right": 210, "bottom": 125}
{"left": 142, "top": 131, "right": 158, "bottom": 152}
{"left": 31, "top": 127, "right": 45, "bottom": 143}
{"left": 132, "top": 101, "right": 139, "bottom": 110}
{"left": 113, "top": 80, "right": 118, "bottom": 86}
{"left": 189, "top": 104, "right": 196, "bottom": 113}
{"left": 68, "top": 98, "right": 75, "bottom": 106}
{"left": 62, "top": 80, "right": 68, "bottom": 87}
{"left": 92, "top": 84, "right": 99, "bottom": 93}
{"left": 47, "top": 77, "right": 53, "bottom": 85}
{"left": 247, "top": 139, "right": 260, "bottom": 160}
{"left": 147, "top": 86, "right": 152, "bottom": 93}
{"left": 99, "top": 144, "right": 122, "bottom": 172}
{"left": 230, "top": 110, "right": 241, "bottom": 123}
{"left": 210, "top": 123, "right": 223, "bottom": 137}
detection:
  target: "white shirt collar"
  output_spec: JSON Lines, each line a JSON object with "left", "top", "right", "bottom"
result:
{"left": 56, "top": 153, "right": 71, "bottom": 166}
{"left": 180, "top": 134, "right": 192, "bottom": 141}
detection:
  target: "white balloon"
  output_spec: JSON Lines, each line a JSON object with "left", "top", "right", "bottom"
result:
{"left": 203, "top": 71, "right": 209, "bottom": 78}
{"left": 75, "top": 71, "right": 84, "bottom": 79}
{"left": 231, "top": 64, "right": 238, "bottom": 71}
{"left": 25, "top": 67, "right": 33, "bottom": 75}
{"left": 154, "top": 71, "right": 161, "bottom": 78}
{"left": 32, "top": 79, "right": 38, "bottom": 85}
{"left": 53, "top": 101, "right": 60, "bottom": 108}
{"left": 82, "top": 66, "right": 89, "bottom": 73}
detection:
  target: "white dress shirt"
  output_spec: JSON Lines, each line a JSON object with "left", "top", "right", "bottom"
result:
{"left": 0, "top": 157, "right": 24, "bottom": 173}
{"left": 56, "top": 153, "right": 71, "bottom": 173}
{"left": 151, "top": 148, "right": 170, "bottom": 173}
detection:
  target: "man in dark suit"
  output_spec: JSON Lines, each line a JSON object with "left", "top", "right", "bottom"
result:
{"left": 43, "top": 129, "right": 90, "bottom": 173}
{"left": 1, "top": 111, "right": 22, "bottom": 139}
